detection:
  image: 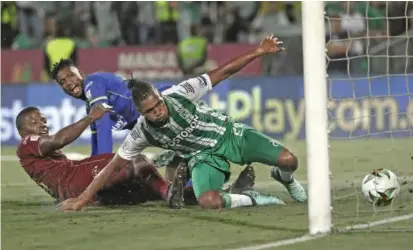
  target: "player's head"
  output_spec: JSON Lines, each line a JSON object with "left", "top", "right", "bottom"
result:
{"left": 51, "top": 59, "right": 84, "bottom": 98}
{"left": 127, "top": 78, "right": 169, "bottom": 125}
{"left": 16, "top": 107, "right": 49, "bottom": 137}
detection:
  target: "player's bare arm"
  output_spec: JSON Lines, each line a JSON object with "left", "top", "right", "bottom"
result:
{"left": 207, "top": 34, "right": 284, "bottom": 86}
{"left": 56, "top": 155, "right": 130, "bottom": 211}
{"left": 39, "top": 104, "right": 113, "bottom": 155}
{"left": 58, "top": 125, "right": 151, "bottom": 211}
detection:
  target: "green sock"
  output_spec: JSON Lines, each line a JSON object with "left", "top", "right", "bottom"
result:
{"left": 221, "top": 192, "right": 253, "bottom": 208}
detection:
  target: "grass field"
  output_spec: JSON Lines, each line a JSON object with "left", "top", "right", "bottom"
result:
{"left": 2, "top": 139, "right": 413, "bottom": 250}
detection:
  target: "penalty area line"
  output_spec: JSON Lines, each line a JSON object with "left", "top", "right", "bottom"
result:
{"left": 227, "top": 213, "right": 413, "bottom": 250}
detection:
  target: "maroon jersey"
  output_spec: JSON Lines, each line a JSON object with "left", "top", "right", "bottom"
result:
{"left": 16, "top": 134, "right": 116, "bottom": 201}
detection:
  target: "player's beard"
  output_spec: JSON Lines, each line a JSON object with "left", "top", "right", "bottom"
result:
{"left": 150, "top": 116, "right": 169, "bottom": 128}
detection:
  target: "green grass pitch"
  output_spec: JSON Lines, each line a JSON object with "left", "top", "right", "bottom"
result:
{"left": 2, "top": 139, "right": 412, "bottom": 250}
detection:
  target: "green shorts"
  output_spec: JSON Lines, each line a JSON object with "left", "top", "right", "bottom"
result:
{"left": 189, "top": 122, "right": 284, "bottom": 199}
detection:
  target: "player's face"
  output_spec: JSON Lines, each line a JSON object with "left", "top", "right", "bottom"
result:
{"left": 24, "top": 111, "right": 49, "bottom": 136}
{"left": 56, "top": 66, "right": 84, "bottom": 98}
{"left": 139, "top": 92, "right": 169, "bottom": 125}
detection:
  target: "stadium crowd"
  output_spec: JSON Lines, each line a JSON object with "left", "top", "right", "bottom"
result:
{"left": 1, "top": 1, "right": 412, "bottom": 76}
{"left": 3, "top": 2, "right": 409, "bottom": 48}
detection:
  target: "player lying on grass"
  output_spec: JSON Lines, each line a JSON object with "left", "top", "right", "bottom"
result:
{"left": 15, "top": 105, "right": 253, "bottom": 207}
{"left": 50, "top": 59, "right": 183, "bottom": 182}
{"left": 15, "top": 104, "right": 186, "bottom": 207}
{"left": 59, "top": 34, "right": 307, "bottom": 211}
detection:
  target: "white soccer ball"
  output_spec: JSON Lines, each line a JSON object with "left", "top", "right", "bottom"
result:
{"left": 361, "top": 168, "right": 400, "bottom": 206}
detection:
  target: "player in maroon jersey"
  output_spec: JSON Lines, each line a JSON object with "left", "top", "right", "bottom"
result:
{"left": 15, "top": 104, "right": 187, "bottom": 208}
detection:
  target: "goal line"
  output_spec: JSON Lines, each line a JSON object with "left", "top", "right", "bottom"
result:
{"left": 229, "top": 213, "right": 413, "bottom": 250}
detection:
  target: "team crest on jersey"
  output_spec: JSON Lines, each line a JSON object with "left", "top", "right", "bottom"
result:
{"left": 91, "top": 165, "right": 100, "bottom": 178}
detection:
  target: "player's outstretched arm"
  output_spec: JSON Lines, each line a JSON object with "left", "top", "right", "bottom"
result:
{"left": 57, "top": 125, "right": 149, "bottom": 211}
{"left": 39, "top": 104, "right": 113, "bottom": 155}
{"left": 207, "top": 34, "right": 284, "bottom": 87}
{"left": 57, "top": 155, "right": 130, "bottom": 211}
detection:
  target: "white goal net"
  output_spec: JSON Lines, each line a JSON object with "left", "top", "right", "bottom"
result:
{"left": 324, "top": 1, "right": 413, "bottom": 232}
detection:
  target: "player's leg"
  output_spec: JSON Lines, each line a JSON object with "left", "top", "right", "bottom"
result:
{"left": 129, "top": 154, "right": 172, "bottom": 200}
{"left": 80, "top": 153, "right": 163, "bottom": 205}
{"left": 191, "top": 155, "right": 284, "bottom": 209}
{"left": 240, "top": 128, "right": 307, "bottom": 202}
{"left": 152, "top": 150, "right": 193, "bottom": 186}
{"left": 99, "top": 153, "right": 187, "bottom": 207}
{"left": 87, "top": 153, "right": 171, "bottom": 203}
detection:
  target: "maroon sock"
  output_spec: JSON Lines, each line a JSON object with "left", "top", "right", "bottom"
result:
{"left": 138, "top": 164, "right": 169, "bottom": 200}
{"left": 146, "top": 174, "right": 169, "bottom": 200}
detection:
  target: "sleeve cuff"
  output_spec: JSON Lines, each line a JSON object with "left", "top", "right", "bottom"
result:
{"left": 199, "top": 74, "right": 212, "bottom": 91}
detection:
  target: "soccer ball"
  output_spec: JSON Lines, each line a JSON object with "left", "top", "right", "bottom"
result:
{"left": 361, "top": 168, "right": 400, "bottom": 206}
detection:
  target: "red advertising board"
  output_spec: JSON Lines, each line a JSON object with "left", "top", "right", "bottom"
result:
{"left": 1, "top": 44, "right": 261, "bottom": 83}
{"left": 1, "top": 49, "right": 47, "bottom": 83}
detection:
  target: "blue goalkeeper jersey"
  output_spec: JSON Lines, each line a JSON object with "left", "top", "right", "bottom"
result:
{"left": 83, "top": 72, "right": 172, "bottom": 155}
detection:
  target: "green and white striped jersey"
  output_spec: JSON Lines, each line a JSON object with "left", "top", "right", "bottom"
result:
{"left": 117, "top": 74, "right": 232, "bottom": 161}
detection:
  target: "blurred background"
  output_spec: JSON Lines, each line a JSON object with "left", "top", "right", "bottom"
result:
{"left": 2, "top": 1, "right": 413, "bottom": 145}
{"left": 2, "top": 1, "right": 413, "bottom": 82}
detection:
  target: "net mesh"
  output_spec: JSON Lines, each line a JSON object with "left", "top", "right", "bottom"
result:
{"left": 324, "top": 1, "right": 413, "bottom": 232}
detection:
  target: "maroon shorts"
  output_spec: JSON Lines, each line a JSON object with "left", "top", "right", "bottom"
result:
{"left": 59, "top": 153, "right": 162, "bottom": 205}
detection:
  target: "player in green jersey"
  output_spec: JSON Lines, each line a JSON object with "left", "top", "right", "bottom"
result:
{"left": 58, "top": 35, "right": 307, "bottom": 211}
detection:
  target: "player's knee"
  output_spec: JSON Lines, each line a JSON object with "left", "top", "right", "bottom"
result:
{"left": 276, "top": 148, "right": 298, "bottom": 171}
{"left": 198, "top": 191, "right": 224, "bottom": 209}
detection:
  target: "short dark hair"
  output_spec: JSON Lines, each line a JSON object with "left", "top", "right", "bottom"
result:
{"left": 16, "top": 107, "right": 39, "bottom": 132}
{"left": 51, "top": 59, "right": 75, "bottom": 81}
{"left": 126, "top": 78, "right": 155, "bottom": 109}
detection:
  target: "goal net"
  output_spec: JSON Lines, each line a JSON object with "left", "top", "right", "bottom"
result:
{"left": 324, "top": 1, "right": 413, "bottom": 232}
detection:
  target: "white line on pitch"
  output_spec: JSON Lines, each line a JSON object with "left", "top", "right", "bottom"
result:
{"left": 228, "top": 234, "right": 326, "bottom": 250}
{"left": 227, "top": 213, "right": 413, "bottom": 250}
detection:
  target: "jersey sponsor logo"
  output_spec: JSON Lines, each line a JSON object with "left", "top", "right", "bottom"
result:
{"left": 181, "top": 82, "right": 195, "bottom": 94}
{"left": 112, "top": 115, "right": 128, "bottom": 130}
{"left": 163, "top": 115, "right": 199, "bottom": 147}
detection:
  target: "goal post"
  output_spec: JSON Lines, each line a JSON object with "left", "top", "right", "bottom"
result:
{"left": 302, "top": 1, "right": 332, "bottom": 235}
{"left": 318, "top": 0, "right": 413, "bottom": 234}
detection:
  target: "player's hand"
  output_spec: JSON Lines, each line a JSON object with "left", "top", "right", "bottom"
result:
{"left": 256, "top": 34, "right": 285, "bottom": 55}
{"left": 56, "top": 198, "right": 83, "bottom": 212}
{"left": 89, "top": 103, "right": 114, "bottom": 121}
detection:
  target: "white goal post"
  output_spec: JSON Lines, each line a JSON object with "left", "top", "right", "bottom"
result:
{"left": 302, "top": 1, "right": 332, "bottom": 235}
{"left": 302, "top": 0, "right": 413, "bottom": 236}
